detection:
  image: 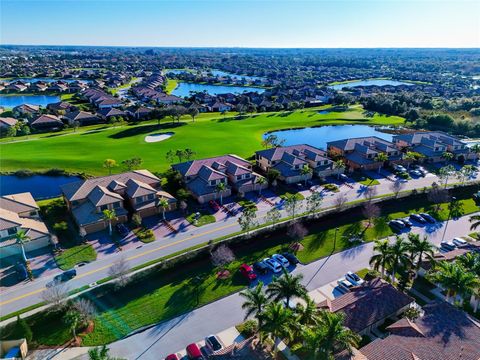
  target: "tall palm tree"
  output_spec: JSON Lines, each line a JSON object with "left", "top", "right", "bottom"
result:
{"left": 256, "top": 176, "right": 267, "bottom": 195}
{"left": 404, "top": 151, "right": 418, "bottom": 169}
{"left": 300, "top": 165, "right": 313, "bottom": 186}
{"left": 430, "top": 261, "right": 478, "bottom": 303}
{"left": 215, "top": 182, "right": 226, "bottom": 205}
{"left": 292, "top": 296, "right": 320, "bottom": 340}
{"left": 333, "top": 160, "right": 345, "bottom": 179}
{"left": 388, "top": 236, "right": 412, "bottom": 283}
{"left": 442, "top": 151, "right": 454, "bottom": 163}
{"left": 102, "top": 209, "right": 117, "bottom": 236}
{"left": 457, "top": 252, "right": 479, "bottom": 272}
{"left": 407, "top": 233, "right": 435, "bottom": 270}
{"left": 239, "top": 282, "right": 268, "bottom": 324}
{"left": 469, "top": 214, "right": 480, "bottom": 231}
{"left": 369, "top": 239, "right": 390, "bottom": 277}
{"left": 258, "top": 302, "right": 294, "bottom": 357}
{"left": 15, "top": 230, "right": 30, "bottom": 263}
{"left": 375, "top": 152, "right": 389, "bottom": 173}
{"left": 157, "top": 198, "right": 169, "bottom": 220}
{"left": 267, "top": 269, "right": 307, "bottom": 308}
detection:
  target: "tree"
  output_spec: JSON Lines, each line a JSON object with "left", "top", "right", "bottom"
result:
{"left": 6, "top": 126, "right": 17, "bottom": 138}
{"left": 437, "top": 165, "right": 455, "bottom": 189}
{"left": 457, "top": 165, "right": 474, "bottom": 184}
{"left": 287, "top": 222, "right": 308, "bottom": 245}
{"left": 121, "top": 157, "right": 143, "bottom": 171}
{"left": 388, "top": 236, "right": 412, "bottom": 283}
{"left": 72, "top": 120, "right": 80, "bottom": 133}
{"left": 300, "top": 165, "right": 313, "bottom": 186}
{"left": 294, "top": 296, "right": 320, "bottom": 328}
{"left": 404, "top": 151, "right": 418, "bottom": 168}
{"left": 88, "top": 346, "right": 126, "bottom": 360}
{"left": 103, "top": 159, "right": 117, "bottom": 175}
{"left": 404, "top": 307, "right": 421, "bottom": 321}
{"left": 131, "top": 213, "right": 142, "bottom": 228}
{"left": 15, "top": 230, "right": 30, "bottom": 263}
{"left": 256, "top": 176, "right": 267, "bottom": 195}
{"left": 175, "top": 149, "right": 185, "bottom": 162}
{"left": 102, "top": 209, "right": 117, "bottom": 236}
{"left": 430, "top": 261, "right": 478, "bottom": 303}
{"left": 369, "top": 239, "right": 390, "bottom": 277}
{"left": 442, "top": 151, "right": 454, "bottom": 163}
{"left": 187, "top": 107, "right": 199, "bottom": 122}
{"left": 165, "top": 150, "right": 175, "bottom": 164}
{"left": 157, "top": 197, "right": 169, "bottom": 220}
{"left": 285, "top": 194, "right": 300, "bottom": 220}
{"left": 258, "top": 302, "right": 294, "bottom": 357}
{"left": 108, "top": 257, "right": 130, "bottom": 288}
{"left": 72, "top": 298, "right": 96, "bottom": 326}
{"left": 179, "top": 200, "right": 188, "bottom": 214}
{"left": 375, "top": 152, "right": 388, "bottom": 173}
{"left": 64, "top": 309, "right": 80, "bottom": 340}
{"left": 407, "top": 233, "right": 435, "bottom": 270}
{"left": 363, "top": 186, "right": 377, "bottom": 202}
{"left": 266, "top": 169, "right": 280, "bottom": 185}
{"left": 238, "top": 207, "right": 257, "bottom": 233}
{"left": 389, "top": 179, "right": 405, "bottom": 198}
{"left": 265, "top": 207, "right": 281, "bottom": 226}
{"left": 239, "top": 282, "right": 268, "bottom": 323}
{"left": 211, "top": 244, "right": 235, "bottom": 271}
{"left": 362, "top": 202, "right": 380, "bottom": 228}
{"left": 267, "top": 269, "right": 307, "bottom": 308}
{"left": 470, "top": 214, "right": 480, "bottom": 231}
{"left": 184, "top": 148, "right": 196, "bottom": 161}
{"left": 333, "top": 160, "right": 345, "bottom": 179}
{"left": 334, "top": 193, "right": 348, "bottom": 212}
{"left": 21, "top": 125, "right": 31, "bottom": 138}
{"left": 215, "top": 181, "right": 227, "bottom": 205}
{"left": 306, "top": 192, "right": 323, "bottom": 214}
{"left": 108, "top": 116, "right": 118, "bottom": 128}
{"left": 41, "top": 282, "right": 70, "bottom": 312}
{"left": 427, "top": 183, "right": 450, "bottom": 211}
{"left": 16, "top": 315, "right": 32, "bottom": 343}
{"left": 448, "top": 197, "right": 464, "bottom": 219}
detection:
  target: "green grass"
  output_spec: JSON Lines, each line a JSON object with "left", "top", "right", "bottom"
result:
{"left": 165, "top": 79, "right": 178, "bottom": 94}
{"left": 133, "top": 228, "right": 155, "bottom": 243}
{"left": 350, "top": 172, "right": 380, "bottom": 186}
{"left": 54, "top": 244, "right": 97, "bottom": 270}
{"left": 356, "top": 268, "right": 370, "bottom": 279}
{"left": 0, "top": 106, "right": 404, "bottom": 175}
{"left": 469, "top": 232, "right": 479, "bottom": 240}
{"left": 237, "top": 199, "right": 258, "bottom": 211}
{"left": 185, "top": 213, "right": 216, "bottom": 227}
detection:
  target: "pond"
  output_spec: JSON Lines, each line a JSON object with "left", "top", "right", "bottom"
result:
{"left": 0, "top": 95, "right": 61, "bottom": 108}
{"left": 171, "top": 82, "right": 265, "bottom": 97}
{"left": 0, "top": 175, "right": 81, "bottom": 200}
{"left": 330, "top": 79, "right": 414, "bottom": 90}
{"left": 210, "top": 70, "right": 264, "bottom": 82}
{"left": 5, "top": 77, "right": 91, "bottom": 84}
{"left": 265, "top": 125, "right": 394, "bottom": 150}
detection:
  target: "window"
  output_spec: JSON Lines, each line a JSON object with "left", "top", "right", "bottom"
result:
{"left": 245, "top": 173, "right": 251, "bottom": 179}
{"left": 210, "top": 180, "right": 216, "bottom": 186}
{"left": 113, "top": 202, "right": 121, "bottom": 208}
{"left": 100, "top": 205, "right": 108, "bottom": 211}
{"left": 435, "top": 147, "right": 439, "bottom": 151}
{"left": 236, "top": 175, "right": 242, "bottom": 180}
{"left": 30, "top": 211, "right": 37, "bottom": 216}
{"left": 147, "top": 193, "right": 155, "bottom": 200}
{"left": 7, "top": 227, "right": 17, "bottom": 236}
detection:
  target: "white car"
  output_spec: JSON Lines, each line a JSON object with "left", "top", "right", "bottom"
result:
{"left": 452, "top": 237, "right": 467, "bottom": 247}
{"left": 272, "top": 254, "right": 290, "bottom": 268}
{"left": 440, "top": 241, "right": 456, "bottom": 251}
{"left": 394, "top": 165, "right": 407, "bottom": 173}
{"left": 263, "top": 258, "right": 282, "bottom": 273}
{"left": 345, "top": 271, "right": 365, "bottom": 286}
{"left": 337, "top": 278, "right": 354, "bottom": 293}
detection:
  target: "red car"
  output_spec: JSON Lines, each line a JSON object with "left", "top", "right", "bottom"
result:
{"left": 186, "top": 343, "right": 203, "bottom": 359}
{"left": 165, "top": 355, "right": 179, "bottom": 360}
{"left": 209, "top": 200, "right": 220, "bottom": 211}
{"left": 239, "top": 263, "right": 257, "bottom": 281}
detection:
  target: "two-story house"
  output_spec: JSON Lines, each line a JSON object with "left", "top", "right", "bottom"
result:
{"left": 0, "top": 192, "right": 52, "bottom": 259}
{"left": 172, "top": 155, "right": 267, "bottom": 203}
{"left": 61, "top": 170, "right": 176, "bottom": 234}
{"left": 255, "top": 144, "right": 342, "bottom": 183}
{"left": 327, "top": 137, "right": 403, "bottom": 171}
{"left": 393, "top": 131, "right": 474, "bottom": 163}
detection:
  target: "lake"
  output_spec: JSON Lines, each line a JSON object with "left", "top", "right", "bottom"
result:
{"left": 0, "top": 175, "right": 81, "bottom": 200}
{"left": 171, "top": 82, "right": 265, "bottom": 97}
{"left": 266, "top": 125, "right": 394, "bottom": 150}
{"left": 210, "top": 70, "right": 263, "bottom": 82}
{"left": 0, "top": 95, "right": 61, "bottom": 107}
{"left": 330, "top": 79, "right": 414, "bottom": 90}
{"left": 5, "top": 77, "right": 91, "bottom": 84}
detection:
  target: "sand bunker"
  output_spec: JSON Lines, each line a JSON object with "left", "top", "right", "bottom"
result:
{"left": 145, "top": 132, "right": 174, "bottom": 143}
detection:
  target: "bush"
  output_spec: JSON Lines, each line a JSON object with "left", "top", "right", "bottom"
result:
{"left": 134, "top": 228, "right": 155, "bottom": 243}
{"left": 323, "top": 183, "right": 340, "bottom": 192}
{"left": 132, "top": 213, "right": 142, "bottom": 228}
{"left": 53, "top": 221, "right": 68, "bottom": 234}
{"left": 364, "top": 269, "right": 381, "bottom": 281}
{"left": 16, "top": 315, "right": 33, "bottom": 343}
{"left": 236, "top": 319, "right": 257, "bottom": 337}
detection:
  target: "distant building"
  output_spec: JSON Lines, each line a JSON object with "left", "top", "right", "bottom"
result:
{"left": 63, "top": 110, "right": 100, "bottom": 126}
{"left": 29, "top": 114, "right": 63, "bottom": 130}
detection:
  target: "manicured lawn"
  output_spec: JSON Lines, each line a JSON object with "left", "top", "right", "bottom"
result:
{"left": 350, "top": 172, "right": 380, "bottom": 186}
{"left": 133, "top": 227, "right": 155, "bottom": 243}
{"left": 54, "top": 244, "right": 97, "bottom": 270}
{"left": 0, "top": 106, "right": 404, "bottom": 175}
{"left": 165, "top": 79, "right": 178, "bottom": 94}
{"left": 186, "top": 213, "right": 216, "bottom": 227}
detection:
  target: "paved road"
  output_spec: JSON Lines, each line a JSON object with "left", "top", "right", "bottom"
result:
{"left": 0, "top": 168, "right": 476, "bottom": 316}
{"left": 107, "top": 212, "right": 475, "bottom": 359}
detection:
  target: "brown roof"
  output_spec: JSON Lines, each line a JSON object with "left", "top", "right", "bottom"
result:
{"left": 359, "top": 302, "right": 480, "bottom": 360}
{"left": 0, "top": 192, "right": 38, "bottom": 214}
{"left": 0, "top": 117, "right": 18, "bottom": 127}
{"left": 172, "top": 154, "right": 251, "bottom": 177}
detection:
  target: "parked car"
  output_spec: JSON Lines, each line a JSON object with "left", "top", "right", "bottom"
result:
{"left": 394, "top": 164, "right": 407, "bottom": 173}
{"left": 337, "top": 278, "right": 354, "bottom": 293}
{"left": 165, "top": 355, "right": 180, "bottom": 360}
{"left": 410, "top": 213, "right": 427, "bottom": 224}
{"left": 272, "top": 253, "right": 290, "bottom": 268}
{"left": 263, "top": 258, "right": 282, "bottom": 273}
{"left": 209, "top": 200, "right": 220, "bottom": 211}
{"left": 452, "top": 237, "right": 468, "bottom": 247}
{"left": 239, "top": 263, "right": 257, "bottom": 281}
{"left": 419, "top": 169, "right": 428, "bottom": 177}
{"left": 409, "top": 169, "right": 422, "bottom": 177}
{"left": 399, "top": 218, "right": 412, "bottom": 227}
{"left": 440, "top": 241, "right": 456, "bottom": 251}
{"left": 53, "top": 269, "right": 77, "bottom": 283}
{"left": 282, "top": 252, "right": 299, "bottom": 265}
{"left": 186, "top": 343, "right": 203, "bottom": 360}
{"left": 339, "top": 174, "right": 349, "bottom": 182}
{"left": 205, "top": 335, "right": 223, "bottom": 353}
{"left": 411, "top": 164, "right": 421, "bottom": 170}
{"left": 389, "top": 219, "right": 405, "bottom": 231}
{"left": 116, "top": 223, "right": 129, "bottom": 237}
{"left": 253, "top": 261, "right": 269, "bottom": 275}
{"left": 420, "top": 213, "right": 436, "bottom": 223}
{"left": 345, "top": 271, "right": 365, "bottom": 286}
{"left": 15, "top": 263, "right": 28, "bottom": 281}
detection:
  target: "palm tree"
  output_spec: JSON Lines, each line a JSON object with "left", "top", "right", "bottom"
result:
{"left": 457, "top": 252, "right": 480, "bottom": 273}
{"left": 256, "top": 176, "right": 267, "bottom": 195}
{"left": 404, "top": 151, "right": 418, "bottom": 169}
{"left": 15, "top": 230, "right": 30, "bottom": 263}
{"left": 442, "top": 151, "right": 454, "bottom": 163}
{"left": 333, "top": 160, "right": 345, "bottom": 179}
{"left": 430, "top": 261, "right": 478, "bottom": 303}
{"left": 88, "top": 345, "right": 124, "bottom": 360}
{"left": 157, "top": 198, "right": 169, "bottom": 220}
{"left": 369, "top": 239, "right": 390, "bottom": 277}
{"left": 388, "top": 236, "right": 412, "bottom": 283}
{"left": 215, "top": 181, "right": 226, "bottom": 205}
{"left": 294, "top": 296, "right": 319, "bottom": 328}
{"left": 64, "top": 309, "right": 80, "bottom": 340}
{"left": 102, "top": 209, "right": 117, "bottom": 236}
{"left": 300, "top": 165, "right": 313, "bottom": 186}
{"left": 267, "top": 268, "right": 307, "bottom": 308}
{"left": 471, "top": 144, "right": 480, "bottom": 160}
{"left": 375, "top": 152, "right": 389, "bottom": 173}
{"left": 407, "top": 233, "right": 435, "bottom": 270}
{"left": 469, "top": 214, "right": 480, "bottom": 231}
{"left": 239, "top": 282, "right": 268, "bottom": 324}
{"left": 258, "top": 302, "right": 294, "bottom": 357}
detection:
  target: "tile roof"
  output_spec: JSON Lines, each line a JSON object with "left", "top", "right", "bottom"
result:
{"left": 0, "top": 117, "right": 18, "bottom": 127}
{"left": 172, "top": 154, "right": 251, "bottom": 177}
{"left": 126, "top": 178, "right": 157, "bottom": 198}
{"left": 0, "top": 192, "right": 38, "bottom": 214}
{"left": 256, "top": 144, "right": 328, "bottom": 161}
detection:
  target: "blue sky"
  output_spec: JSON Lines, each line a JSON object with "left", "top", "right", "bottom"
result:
{"left": 1, "top": 0, "right": 479, "bottom": 47}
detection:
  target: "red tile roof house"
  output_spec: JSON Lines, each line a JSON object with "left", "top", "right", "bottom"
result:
{"left": 61, "top": 170, "right": 176, "bottom": 234}
{"left": 357, "top": 302, "right": 480, "bottom": 360}
{"left": 0, "top": 117, "right": 19, "bottom": 131}
{"left": 0, "top": 192, "right": 52, "bottom": 259}
{"left": 63, "top": 110, "right": 101, "bottom": 126}
{"left": 172, "top": 155, "right": 268, "bottom": 204}
{"left": 46, "top": 101, "right": 76, "bottom": 115}
{"left": 327, "top": 137, "right": 404, "bottom": 172}
{"left": 318, "top": 278, "right": 415, "bottom": 336}
{"left": 97, "top": 107, "right": 127, "bottom": 120}
{"left": 29, "top": 114, "right": 64, "bottom": 131}
{"left": 255, "top": 144, "right": 343, "bottom": 184}
{"left": 12, "top": 104, "right": 40, "bottom": 119}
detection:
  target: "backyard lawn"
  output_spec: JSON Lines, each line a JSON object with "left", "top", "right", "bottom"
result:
{"left": 54, "top": 244, "right": 97, "bottom": 270}
{"left": 0, "top": 106, "right": 404, "bottom": 175}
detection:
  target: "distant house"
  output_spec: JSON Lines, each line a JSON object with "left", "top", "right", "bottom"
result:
{"left": 318, "top": 278, "right": 414, "bottom": 336}
{"left": 63, "top": 110, "right": 100, "bottom": 126}
{"left": 0, "top": 192, "right": 52, "bottom": 259}
{"left": 47, "top": 101, "right": 76, "bottom": 115}
{"left": 172, "top": 155, "right": 267, "bottom": 203}
{"left": 61, "top": 170, "right": 176, "bottom": 234}
{"left": 48, "top": 83, "right": 69, "bottom": 93}
{"left": 393, "top": 131, "right": 474, "bottom": 163}
{"left": 155, "top": 93, "right": 183, "bottom": 105}
{"left": 0, "top": 117, "right": 19, "bottom": 130}
{"left": 210, "top": 101, "right": 233, "bottom": 112}
{"left": 327, "top": 137, "right": 403, "bottom": 171}
{"left": 127, "top": 106, "right": 153, "bottom": 120}
{"left": 30, "top": 82, "right": 49, "bottom": 92}
{"left": 97, "top": 107, "right": 126, "bottom": 120}
{"left": 13, "top": 104, "right": 40, "bottom": 119}
{"left": 6, "top": 83, "right": 28, "bottom": 92}
{"left": 418, "top": 242, "right": 480, "bottom": 276}
{"left": 29, "top": 114, "right": 63, "bottom": 130}
{"left": 358, "top": 302, "right": 480, "bottom": 360}
{"left": 256, "top": 144, "right": 342, "bottom": 183}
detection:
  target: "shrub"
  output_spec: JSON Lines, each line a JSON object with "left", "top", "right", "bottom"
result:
{"left": 236, "top": 319, "right": 257, "bottom": 337}
{"left": 16, "top": 315, "right": 33, "bottom": 343}
{"left": 364, "top": 269, "right": 381, "bottom": 281}
{"left": 132, "top": 214, "right": 142, "bottom": 228}
{"left": 53, "top": 221, "right": 68, "bottom": 234}
{"left": 323, "top": 183, "right": 340, "bottom": 192}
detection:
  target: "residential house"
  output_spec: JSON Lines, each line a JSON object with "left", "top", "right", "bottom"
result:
{"left": 172, "top": 155, "right": 267, "bottom": 203}
{"left": 318, "top": 278, "right": 414, "bottom": 336}
{"left": 358, "top": 302, "right": 480, "bottom": 360}
{"left": 0, "top": 117, "right": 19, "bottom": 131}
{"left": 0, "top": 192, "right": 52, "bottom": 259}
{"left": 29, "top": 114, "right": 63, "bottom": 130}
{"left": 13, "top": 104, "right": 40, "bottom": 119}
{"left": 155, "top": 93, "right": 183, "bottom": 105}
{"left": 97, "top": 107, "right": 126, "bottom": 120}
{"left": 256, "top": 144, "right": 342, "bottom": 183}
{"left": 63, "top": 110, "right": 100, "bottom": 126}
{"left": 48, "top": 83, "right": 69, "bottom": 93}
{"left": 30, "top": 82, "right": 49, "bottom": 92}
{"left": 127, "top": 106, "right": 153, "bottom": 120}
{"left": 47, "top": 101, "right": 76, "bottom": 115}
{"left": 210, "top": 101, "right": 233, "bottom": 112}
{"left": 327, "top": 137, "right": 403, "bottom": 171}
{"left": 392, "top": 131, "right": 474, "bottom": 163}
{"left": 61, "top": 170, "right": 176, "bottom": 234}
{"left": 6, "top": 83, "right": 28, "bottom": 92}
